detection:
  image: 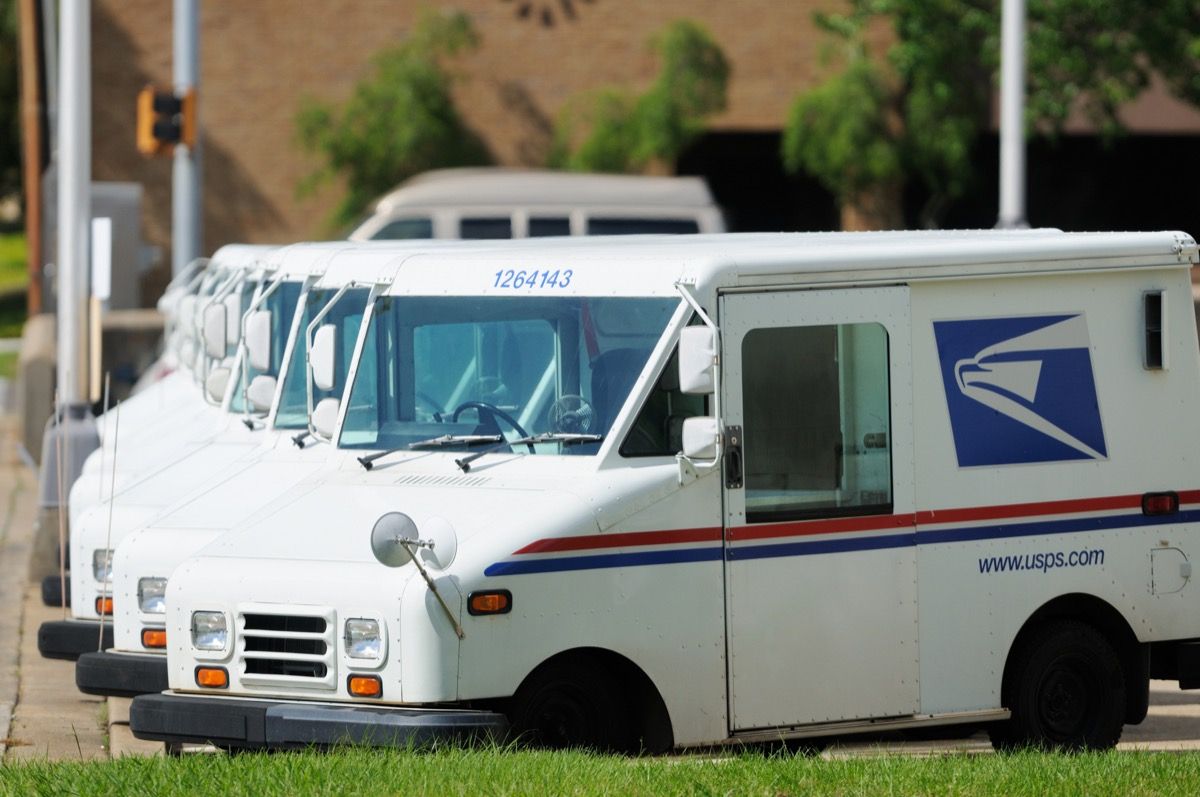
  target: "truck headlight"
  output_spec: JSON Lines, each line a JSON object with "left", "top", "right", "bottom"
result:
{"left": 191, "top": 611, "right": 228, "bottom": 652}
{"left": 138, "top": 577, "right": 167, "bottom": 614}
{"left": 92, "top": 549, "right": 113, "bottom": 581}
{"left": 344, "top": 618, "right": 382, "bottom": 659}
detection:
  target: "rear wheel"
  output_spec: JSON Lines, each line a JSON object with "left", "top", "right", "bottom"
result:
{"left": 990, "top": 620, "right": 1125, "bottom": 751}
{"left": 509, "top": 660, "right": 632, "bottom": 752}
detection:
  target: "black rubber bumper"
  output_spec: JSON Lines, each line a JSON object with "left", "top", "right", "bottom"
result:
{"left": 37, "top": 619, "right": 113, "bottom": 661}
{"left": 76, "top": 650, "right": 168, "bottom": 698}
{"left": 130, "top": 692, "right": 510, "bottom": 750}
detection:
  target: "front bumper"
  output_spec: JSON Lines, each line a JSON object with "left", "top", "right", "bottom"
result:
{"left": 130, "top": 693, "right": 509, "bottom": 750}
{"left": 76, "top": 650, "right": 168, "bottom": 698}
{"left": 37, "top": 619, "right": 113, "bottom": 661}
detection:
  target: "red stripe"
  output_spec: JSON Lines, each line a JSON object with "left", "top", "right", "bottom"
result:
{"left": 513, "top": 526, "right": 722, "bottom": 555}
{"left": 511, "top": 490, "right": 1200, "bottom": 556}
{"left": 727, "top": 513, "right": 914, "bottom": 543}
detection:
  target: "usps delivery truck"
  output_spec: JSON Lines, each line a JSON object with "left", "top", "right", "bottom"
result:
{"left": 131, "top": 230, "right": 1200, "bottom": 752}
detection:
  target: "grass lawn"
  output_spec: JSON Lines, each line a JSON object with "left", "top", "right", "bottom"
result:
{"left": 0, "top": 747, "right": 1198, "bottom": 796}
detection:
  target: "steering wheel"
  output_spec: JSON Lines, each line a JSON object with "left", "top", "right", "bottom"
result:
{"left": 416, "top": 391, "right": 445, "bottom": 423}
{"left": 451, "top": 401, "right": 535, "bottom": 452}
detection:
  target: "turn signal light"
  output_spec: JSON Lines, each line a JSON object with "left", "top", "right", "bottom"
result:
{"left": 141, "top": 628, "right": 167, "bottom": 649}
{"left": 348, "top": 675, "right": 382, "bottom": 698}
{"left": 468, "top": 590, "right": 512, "bottom": 616}
{"left": 95, "top": 596, "right": 113, "bottom": 615}
{"left": 195, "top": 666, "right": 228, "bottom": 689}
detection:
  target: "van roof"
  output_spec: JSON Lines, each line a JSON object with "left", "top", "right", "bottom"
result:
{"left": 372, "top": 168, "right": 716, "bottom": 212}
{"left": 380, "top": 229, "right": 1198, "bottom": 298}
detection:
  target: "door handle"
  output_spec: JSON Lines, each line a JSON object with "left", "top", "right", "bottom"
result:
{"left": 724, "top": 425, "right": 743, "bottom": 489}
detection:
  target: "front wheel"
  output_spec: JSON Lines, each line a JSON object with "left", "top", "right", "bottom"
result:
{"left": 990, "top": 620, "right": 1125, "bottom": 751}
{"left": 509, "top": 661, "right": 632, "bottom": 752}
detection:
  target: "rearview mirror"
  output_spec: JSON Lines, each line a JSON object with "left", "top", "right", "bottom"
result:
{"left": 312, "top": 397, "right": 340, "bottom": 440}
{"left": 681, "top": 416, "right": 719, "bottom": 460}
{"left": 202, "top": 303, "right": 228, "bottom": 360}
{"left": 247, "top": 374, "right": 276, "bottom": 412}
{"left": 245, "top": 310, "right": 272, "bottom": 372}
{"left": 311, "top": 324, "right": 337, "bottom": 392}
{"left": 205, "top": 366, "right": 231, "bottom": 403}
{"left": 678, "top": 327, "right": 716, "bottom": 395}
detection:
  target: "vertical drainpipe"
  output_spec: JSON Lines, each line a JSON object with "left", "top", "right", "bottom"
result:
{"left": 172, "top": 0, "right": 201, "bottom": 277}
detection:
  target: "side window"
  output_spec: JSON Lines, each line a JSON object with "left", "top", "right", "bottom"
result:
{"left": 529, "top": 217, "right": 570, "bottom": 237}
{"left": 620, "top": 349, "right": 707, "bottom": 457}
{"left": 460, "top": 217, "right": 513, "bottom": 239}
{"left": 741, "top": 323, "right": 891, "bottom": 523}
{"left": 371, "top": 217, "right": 433, "bottom": 240}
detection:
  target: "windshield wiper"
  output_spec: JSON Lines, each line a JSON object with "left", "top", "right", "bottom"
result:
{"left": 357, "top": 435, "right": 502, "bottom": 471}
{"left": 455, "top": 433, "right": 604, "bottom": 473}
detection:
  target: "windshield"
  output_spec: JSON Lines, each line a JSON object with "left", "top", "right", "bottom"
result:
{"left": 274, "top": 286, "right": 370, "bottom": 429}
{"left": 229, "top": 280, "right": 303, "bottom": 413}
{"left": 340, "top": 295, "right": 679, "bottom": 456}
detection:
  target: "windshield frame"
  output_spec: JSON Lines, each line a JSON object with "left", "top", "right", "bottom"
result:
{"left": 331, "top": 292, "right": 689, "bottom": 464}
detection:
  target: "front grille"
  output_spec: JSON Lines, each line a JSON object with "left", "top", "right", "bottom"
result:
{"left": 237, "top": 605, "right": 336, "bottom": 690}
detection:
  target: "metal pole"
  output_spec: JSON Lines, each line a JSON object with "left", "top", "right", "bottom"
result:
{"left": 56, "top": 0, "right": 89, "bottom": 404}
{"left": 997, "top": 0, "right": 1027, "bottom": 229}
{"left": 172, "top": 0, "right": 201, "bottom": 277}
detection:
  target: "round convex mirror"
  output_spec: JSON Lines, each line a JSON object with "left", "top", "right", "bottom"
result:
{"left": 370, "top": 512, "right": 420, "bottom": 568}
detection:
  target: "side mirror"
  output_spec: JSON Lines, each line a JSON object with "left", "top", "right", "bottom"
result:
{"left": 681, "top": 416, "right": 719, "bottom": 460}
{"left": 202, "top": 303, "right": 228, "bottom": 360}
{"left": 311, "top": 324, "right": 337, "bottom": 392}
{"left": 311, "top": 397, "right": 340, "bottom": 439}
{"left": 177, "top": 295, "right": 197, "bottom": 331}
{"left": 223, "top": 293, "right": 241, "bottom": 344}
{"left": 679, "top": 327, "right": 716, "bottom": 395}
{"left": 179, "top": 338, "right": 196, "bottom": 368}
{"left": 245, "top": 310, "right": 272, "bottom": 372}
{"left": 246, "top": 374, "right": 277, "bottom": 412}
{"left": 205, "top": 366, "right": 231, "bottom": 403}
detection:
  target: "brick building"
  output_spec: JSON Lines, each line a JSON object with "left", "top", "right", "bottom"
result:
{"left": 82, "top": 0, "right": 1200, "bottom": 288}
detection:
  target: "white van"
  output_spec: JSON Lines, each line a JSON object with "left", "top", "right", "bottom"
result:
{"left": 347, "top": 168, "right": 724, "bottom": 241}
{"left": 131, "top": 230, "right": 1200, "bottom": 753}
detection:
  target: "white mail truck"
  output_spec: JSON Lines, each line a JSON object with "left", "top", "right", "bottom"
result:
{"left": 131, "top": 230, "right": 1200, "bottom": 752}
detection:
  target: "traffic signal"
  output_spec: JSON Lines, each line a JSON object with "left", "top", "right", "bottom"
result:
{"left": 136, "top": 86, "right": 196, "bottom": 157}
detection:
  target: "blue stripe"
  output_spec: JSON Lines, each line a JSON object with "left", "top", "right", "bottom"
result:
{"left": 483, "top": 546, "right": 722, "bottom": 576}
{"left": 727, "top": 532, "right": 917, "bottom": 560}
{"left": 486, "top": 509, "right": 1200, "bottom": 576}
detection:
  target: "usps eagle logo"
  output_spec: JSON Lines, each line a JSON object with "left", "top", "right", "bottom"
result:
{"left": 933, "top": 314, "right": 1107, "bottom": 467}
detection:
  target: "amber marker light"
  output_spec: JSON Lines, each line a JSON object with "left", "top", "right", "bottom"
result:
{"left": 195, "top": 666, "right": 228, "bottom": 689}
{"left": 141, "top": 628, "right": 167, "bottom": 649}
{"left": 467, "top": 590, "right": 512, "bottom": 616}
{"left": 95, "top": 596, "right": 113, "bottom": 615}
{"left": 348, "top": 675, "right": 382, "bottom": 698}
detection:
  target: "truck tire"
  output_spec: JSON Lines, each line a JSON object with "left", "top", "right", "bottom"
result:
{"left": 990, "top": 619, "right": 1125, "bottom": 751}
{"left": 510, "top": 660, "right": 632, "bottom": 752}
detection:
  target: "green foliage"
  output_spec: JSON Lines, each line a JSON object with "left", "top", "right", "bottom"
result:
{"left": 552, "top": 20, "right": 729, "bottom": 173}
{"left": 295, "top": 9, "right": 490, "bottom": 230}
{"left": 783, "top": 0, "right": 1200, "bottom": 227}
{"left": 0, "top": 0, "right": 20, "bottom": 200}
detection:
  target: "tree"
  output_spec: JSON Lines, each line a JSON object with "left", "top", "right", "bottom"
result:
{"left": 782, "top": 0, "right": 1200, "bottom": 231}
{"left": 550, "top": 19, "right": 730, "bottom": 174}
{"left": 0, "top": 0, "right": 20, "bottom": 205}
{"left": 295, "top": 9, "right": 490, "bottom": 230}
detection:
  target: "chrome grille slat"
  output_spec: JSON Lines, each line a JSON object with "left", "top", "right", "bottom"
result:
{"left": 237, "top": 604, "right": 337, "bottom": 690}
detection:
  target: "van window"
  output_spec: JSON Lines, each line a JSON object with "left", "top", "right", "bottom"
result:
{"left": 586, "top": 218, "right": 700, "bottom": 235}
{"left": 370, "top": 217, "right": 433, "bottom": 240}
{"left": 741, "top": 322, "right": 892, "bottom": 523}
{"left": 529, "top": 217, "right": 571, "bottom": 237}
{"left": 620, "top": 348, "right": 707, "bottom": 457}
{"left": 460, "top": 217, "right": 513, "bottom": 239}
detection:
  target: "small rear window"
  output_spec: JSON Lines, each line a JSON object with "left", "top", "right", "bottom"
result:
{"left": 460, "top": 217, "right": 513, "bottom": 239}
{"left": 370, "top": 217, "right": 433, "bottom": 240}
{"left": 529, "top": 217, "right": 571, "bottom": 237}
{"left": 586, "top": 218, "right": 700, "bottom": 236}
